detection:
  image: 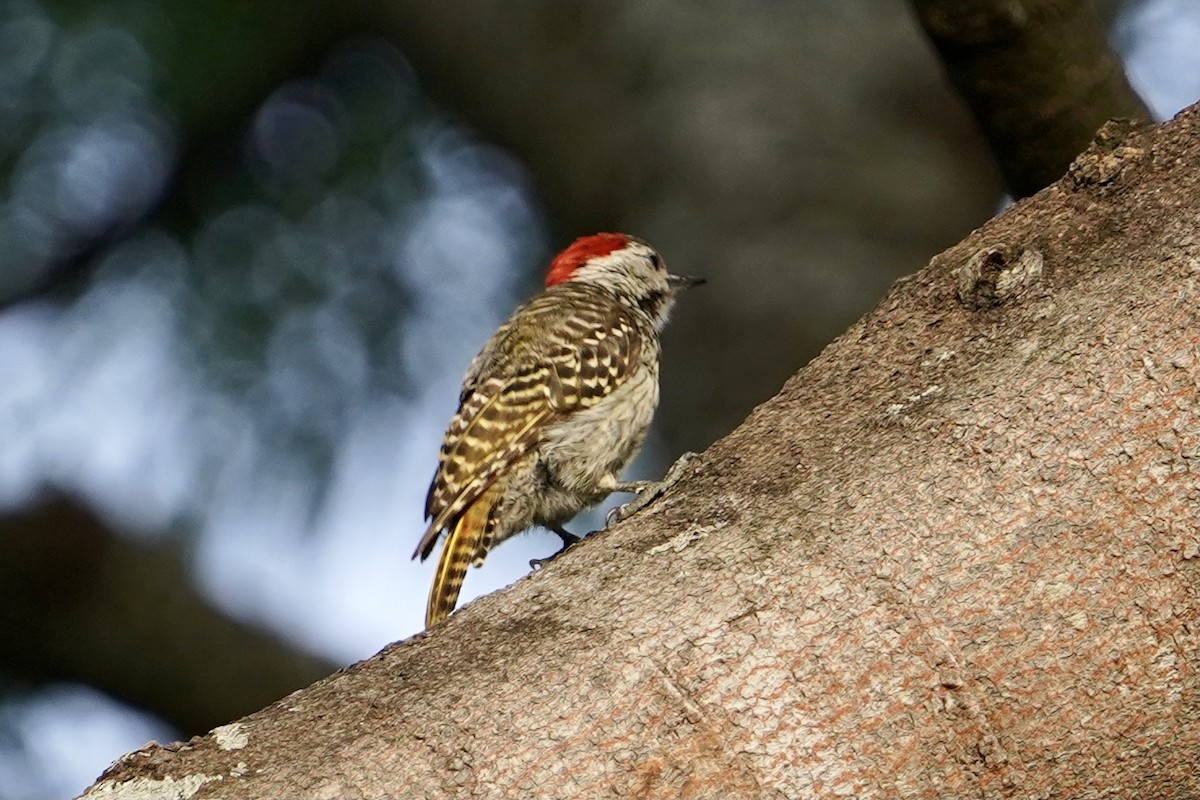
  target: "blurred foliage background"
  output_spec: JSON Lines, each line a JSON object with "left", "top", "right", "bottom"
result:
{"left": 0, "top": 1, "right": 1196, "bottom": 796}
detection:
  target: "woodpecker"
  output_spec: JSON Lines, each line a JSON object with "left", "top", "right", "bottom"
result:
{"left": 414, "top": 233, "right": 703, "bottom": 627}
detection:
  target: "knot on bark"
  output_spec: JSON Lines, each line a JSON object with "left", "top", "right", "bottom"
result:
{"left": 955, "top": 245, "right": 1044, "bottom": 309}
{"left": 1066, "top": 118, "right": 1148, "bottom": 191}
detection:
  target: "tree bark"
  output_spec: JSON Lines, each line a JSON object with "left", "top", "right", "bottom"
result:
{"left": 909, "top": 0, "right": 1152, "bottom": 198}
{"left": 80, "top": 101, "right": 1200, "bottom": 799}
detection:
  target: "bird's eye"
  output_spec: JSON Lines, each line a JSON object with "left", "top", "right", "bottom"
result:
{"left": 649, "top": 253, "right": 663, "bottom": 270}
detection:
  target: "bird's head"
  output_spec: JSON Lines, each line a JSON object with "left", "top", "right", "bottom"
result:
{"left": 544, "top": 233, "right": 704, "bottom": 329}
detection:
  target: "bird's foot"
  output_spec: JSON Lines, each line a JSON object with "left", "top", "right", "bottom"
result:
{"left": 530, "top": 527, "right": 581, "bottom": 569}
{"left": 605, "top": 451, "right": 700, "bottom": 527}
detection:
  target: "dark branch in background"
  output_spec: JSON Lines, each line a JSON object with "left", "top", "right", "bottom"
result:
{"left": 909, "top": 0, "right": 1152, "bottom": 198}
{"left": 0, "top": 498, "right": 338, "bottom": 735}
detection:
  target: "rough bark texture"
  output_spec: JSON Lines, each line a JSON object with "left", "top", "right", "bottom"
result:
{"left": 910, "top": 0, "right": 1152, "bottom": 198}
{"left": 80, "top": 104, "right": 1200, "bottom": 799}
{"left": 0, "top": 498, "right": 337, "bottom": 735}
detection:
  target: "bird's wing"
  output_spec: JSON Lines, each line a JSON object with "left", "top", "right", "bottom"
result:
{"left": 415, "top": 367, "right": 553, "bottom": 560}
{"left": 543, "top": 303, "right": 644, "bottom": 415}
{"left": 415, "top": 293, "right": 643, "bottom": 561}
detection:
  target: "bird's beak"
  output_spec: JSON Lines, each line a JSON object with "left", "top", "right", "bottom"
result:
{"left": 668, "top": 274, "right": 706, "bottom": 290}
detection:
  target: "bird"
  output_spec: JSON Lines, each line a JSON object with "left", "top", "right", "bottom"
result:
{"left": 413, "top": 232, "right": 703, "bottom": 627}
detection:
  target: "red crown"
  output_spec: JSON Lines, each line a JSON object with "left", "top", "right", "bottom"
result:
{"left": 545, "top": 233, "right": 629, "bottom": 287}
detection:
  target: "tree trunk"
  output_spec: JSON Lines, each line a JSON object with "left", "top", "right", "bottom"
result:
{"left": 80, "top": 103, "right": 1200, "bottom": 800}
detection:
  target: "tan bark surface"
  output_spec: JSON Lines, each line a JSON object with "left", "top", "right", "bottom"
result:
{"left": 81, "top": 104, "right": 1200, "bottom": 799}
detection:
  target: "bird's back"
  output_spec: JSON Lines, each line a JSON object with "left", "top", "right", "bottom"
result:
{"left": 420, "top": 282, "right": 653, "bottom": 555}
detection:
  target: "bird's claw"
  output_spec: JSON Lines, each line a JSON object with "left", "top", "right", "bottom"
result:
{"left": 530, "top": 528, "right": 580, "bottom": 569}
{"left": 604, "top": 504, "right": 625, "bottom": 528}
{"left": 605, "top": 451, "right": 699, "bottom": 528}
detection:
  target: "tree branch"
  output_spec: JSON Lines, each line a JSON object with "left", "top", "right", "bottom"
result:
{"left": 909, "top": 0, "right": 1153, "bottom": 197}
{"left": 80, "top": 102, "right": 1200, "bottom": 798}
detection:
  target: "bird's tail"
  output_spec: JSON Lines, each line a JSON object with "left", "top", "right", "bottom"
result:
{"left": 426, "top": 487, "right": 500, "bottom": 627}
